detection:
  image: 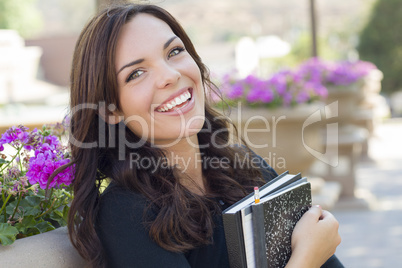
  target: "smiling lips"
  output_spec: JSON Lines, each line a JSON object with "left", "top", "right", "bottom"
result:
{"left": 156, "top": 89, "right": 192, "bottom": 112}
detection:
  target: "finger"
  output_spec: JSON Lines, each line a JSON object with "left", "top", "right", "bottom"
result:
{"left": 318, "top": 210, "right": 340, "bottom": 232}
{"left": 319, "top": 210, "right": 336, "bottom": 222}
{"left": 305, "top": 205, "right": 323, "bottom": 221}
{"left": 319, "top": 209, "right": 331, "bottom": 220}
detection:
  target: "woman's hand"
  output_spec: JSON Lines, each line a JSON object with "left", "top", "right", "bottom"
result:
{"left": 286, "top": 205, "right": 341, "bottom": 268}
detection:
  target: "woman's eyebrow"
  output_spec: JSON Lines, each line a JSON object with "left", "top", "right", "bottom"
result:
{"left": 164, "top": 36, "right": 178, "bottom": 49}
{"left": 117, "top": 58, "right": 144, "bottom": 75}
{"left": 116, "top": 36, "right": 178, "bottom": 76}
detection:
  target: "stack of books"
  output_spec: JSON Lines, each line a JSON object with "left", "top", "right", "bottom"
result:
{"left": 222, "top": 172, "right": 312, "bottom": 268}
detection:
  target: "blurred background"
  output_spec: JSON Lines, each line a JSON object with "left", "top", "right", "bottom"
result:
{"left": 0, "top": 0, "right": 401, "bottom": 267}
{"left": 1, "top": 0, "right": 402, "bottom": 127}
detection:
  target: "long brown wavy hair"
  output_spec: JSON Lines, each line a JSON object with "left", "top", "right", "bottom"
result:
{"left": 66, "top": 3, "right": 265, "bottom": 267}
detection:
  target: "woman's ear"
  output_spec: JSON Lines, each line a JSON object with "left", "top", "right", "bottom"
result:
{"left": 98, "top": 103, "right": 123, "bottom": 125}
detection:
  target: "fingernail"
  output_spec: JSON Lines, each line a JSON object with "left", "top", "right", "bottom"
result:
{"left": 314, "top": 205, "right": 322, "bottom": 209}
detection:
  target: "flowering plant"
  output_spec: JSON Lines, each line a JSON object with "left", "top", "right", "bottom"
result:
{"left": 298, "top": 57, "right": 377, "bottom": 87}
{"left": 217, "top": 68, "right": 328, "bottom": 109}
{"left": 0, "top": 122, "right": 74, "bottom": 245}
{"left": 216, "top": 58, "right": 377, "bottom": 108}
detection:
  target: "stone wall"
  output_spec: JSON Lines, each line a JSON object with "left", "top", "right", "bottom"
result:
{"left": 0, "top": 227, "right": 87, "bottom": 267}
{"left": 26, "top": 35, "right": 78, "bottom": 87}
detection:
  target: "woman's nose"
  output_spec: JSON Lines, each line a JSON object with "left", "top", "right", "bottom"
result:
{"left": 155, "top": 62, "right": 181, "bottom": 89}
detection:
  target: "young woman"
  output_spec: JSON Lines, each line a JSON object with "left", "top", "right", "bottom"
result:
{"left": 66, "top": 3, "right": 342, "bottom": 268}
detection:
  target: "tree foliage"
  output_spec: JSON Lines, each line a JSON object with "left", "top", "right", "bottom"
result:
{"left": 358, "top": 0, "right": 402, "bottom": 94}
{"left": 0, "top": 0, "right": 43, "bottom": 38}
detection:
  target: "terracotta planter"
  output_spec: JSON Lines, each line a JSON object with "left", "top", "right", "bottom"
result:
{"left": 228, "top": 103, "right": 325, "bottom": 175}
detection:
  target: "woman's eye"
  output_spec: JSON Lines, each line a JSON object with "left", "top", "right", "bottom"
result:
{"left": 168, "top": 47, "right": 185, "bottom": 58}
{"left": 127, "top": 70, "right": 144, "bottom": 82}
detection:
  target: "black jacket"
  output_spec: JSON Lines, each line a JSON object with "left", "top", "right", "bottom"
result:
{"left": 96, "top": 154, "right": 343, "bottom": 267}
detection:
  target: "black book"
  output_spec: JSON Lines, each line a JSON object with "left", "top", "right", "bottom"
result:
{"left": 222, "top": 172, "right": 312, "bottom": 268}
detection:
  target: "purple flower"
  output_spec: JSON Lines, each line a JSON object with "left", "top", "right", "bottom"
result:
{"left": 246, "top": 88, "right": 261, "bottom": 102}
{"left": 326, "top": 60, "right": 377, "bottom": 86}
{"left": 296, "top": 91, "right": 310, "bottom": 103}
{"left": 297, "top": 57, "right": 330, "bottom": 83}
{"left": 0, "top": 126, "right": 45, "bottom": 152}
{"left": 0, "top": 126, "right": 29, "bottom": 148}
{"left": 26, "top": 138, "right": 74, "bottom": 189}
{"left": 269, "top": 71, "right": 289, "bottom": 96}
{"left": 218, "top": 58, "right": 376, "bottom": 108}
{"left": 260, "top": 89, "right": 274, "bottom": 103}
{"left": 242, "top": 77, "right": 271, "bottom": 103}
{"left": 227, "top": 83, "right": 245, "bottom": 99}
{"left": 44, "top": 120, "right": 69, "bottom": 138}
{"left": 282, "top": 92, "right": 293, "bottom": 106}
{"left": 44, "top": 135, "right": 60, "bottom": 149}
{"left": 326, "top": 62, "right": 358, "bottom": 85}
{"left": 26, "top": 152, "right": 74, "bottom": 189}
{"left": 23, "top": 128, "right": 42, "bottom": 151}
{"left": 4, "top": 166, "right": 21, "bottom": 180}
{"left": 304, "top": 81, "right": 328, "bottom": 98}
{"left": 53, "top": 159, "right": 74, "bottom": 186}
{"left": 298, "top": 58, "right": 377, "bottom": 86}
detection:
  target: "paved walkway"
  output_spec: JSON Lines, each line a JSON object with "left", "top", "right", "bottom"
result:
{"left": 331, "top": 118, "right": 402, "bottom": 267}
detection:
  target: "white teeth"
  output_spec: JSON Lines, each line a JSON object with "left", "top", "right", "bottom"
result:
{"left": 175, "top": 97, "right": 182, "bottom": 105}
{"left": 157, "top": 90, "right": 192, "bottom": 112}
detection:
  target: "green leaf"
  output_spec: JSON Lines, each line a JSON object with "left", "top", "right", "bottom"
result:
{"left": 49, "top": 208, "right": 68, "bottom": 226}
{"left": 25, "top": 227, "right": 40, "bottom": 237}
{"left": 35, "top": 221, "right": 55, "bottom": 233}
{"left": 0, "top": 159, "right": 8, "bottom": 167}
{"left": 49, "top": 210, "right": 63, "bottom": 221}
{"left": 41, "top": 129, "right": 51, "bottom": 137}
{"left": 14, "top": 216, "right": 37, "bottom": 234}
{"left": 6, "top": 198, "right": 41, "bottom": 217}
{"left": 24, "top": 196, "right": 42, "bottom": 207}
{"left": 35, "top": 188, "right": 47, "bottom": 198}
{"left": 24, "top": 219, "right": 55, "bottom": 237}
{"left": 62, "top": 205, "right": 69, "bottom": 223}
{"left": 0, "top": 223, "right": 19, "bottom": 245}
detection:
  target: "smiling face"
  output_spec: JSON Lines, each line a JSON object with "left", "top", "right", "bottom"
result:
{"left": 114, "top": 14, "right": 205, "bottom": 147}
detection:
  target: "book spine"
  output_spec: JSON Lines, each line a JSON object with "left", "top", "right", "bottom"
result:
{"left": 222, "top": 212, "right": 248, "bottom": 268}
{"left": 252, "top": 204, "right": 268, "bottom": 268}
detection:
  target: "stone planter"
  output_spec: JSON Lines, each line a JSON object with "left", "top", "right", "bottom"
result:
{"left": 0, "top": 227, "right": 87, "bottom": 267}
{"left": 361, "top": 69, "right": 383, "bottom": 98}
{"left": 325, "top": 83, "right": 364, "bottom": 125}
{"left": 228, "top": 103, "right": 325, "bottom": 175}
